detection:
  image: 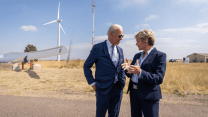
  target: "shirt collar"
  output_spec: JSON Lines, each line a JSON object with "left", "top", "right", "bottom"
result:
{"left": 106, "top": 39, "right": 118, "bottom": 54}
{"left": 106, "top": 39, "right": 116, "bottom": 50}
{"left": 106, "top": 39, "right": 112, "bottom": 48}
{"left": 143, "top": 47, "right": 154, "bottom": 55}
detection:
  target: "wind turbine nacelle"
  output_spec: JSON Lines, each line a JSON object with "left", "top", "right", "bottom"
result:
{"left": 57, "top": 20, "right": 62, "bottom": 22}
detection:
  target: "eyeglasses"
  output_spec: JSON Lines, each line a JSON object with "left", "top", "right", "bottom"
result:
{"left": 113, "top": 32, "right": 124, "bottom": 38}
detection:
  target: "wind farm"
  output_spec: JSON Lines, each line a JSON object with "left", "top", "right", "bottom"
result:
{"left": 43, "top": 2, "right": 66, "bottom": 61}
{"left": 0, "top": 2, "right": 69, "bottom": 72}
{"left": 0, "top": 2, "right": 68, "bottom": 64}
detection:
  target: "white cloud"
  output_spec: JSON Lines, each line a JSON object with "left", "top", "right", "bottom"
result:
{"left": 154, "top": 37, "right": 204, "bottom": 59}
{"left": 156, "top": 44, "right": 208, "bottom": 59}
{"left": 196, "top": 23, "right": 208, "bottom": 28}
{"left": 135, "top": 25, "right": 140, "bottom": 28}
{"left": 69, "top": 43, "right": 92, "bottom": 60}
{"left": 105, "top": 22, "right": 113, "bottom": 26}
{"left": 156, "top": 38, "right": 198, "bottom": 45}
{"left": 123, "top": 34, "right": 134, "bottom": 39}
{"left": 95, "top": 35, "right": 108, "bottom": 41}
{"left": 176, "top": 0, "right": 208, "bottom": 4}
{"left": 156, "top": 38, "right": 173, "bottom": 43}
{"left": 20, "top": 25, "right": 38, "bottom": 31}
{"left": 200, "top": 7, "right": 208, "bottom": 12}
{"left": 142, "top": 23, "right": 150, "bottom": 27}
{"left": 116, "top": 0, "right": 147, "bottom": 9}
{"left": 162, "top": 22, "right": 208, "bottom": 34}
{"left": 162, "top": 27, "right": 208, "bottom": 34}
{"left": 0, "top": 55, "right": 4, "bottom": 58}
{"left": 72, "top": 43, "right": 92, "bottom": 50}
{"left": 95, "top": 34, "right": 134, "bottom": 41}
{"left": 119, "top": 40, "right": 139, "bottom": 59}
{"left": 145, "top": 15, "right": 159, "bottom": 21}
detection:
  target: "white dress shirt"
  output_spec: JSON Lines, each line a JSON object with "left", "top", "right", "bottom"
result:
{"left": 131, "top": 47, "right": 154, "bottom": 83}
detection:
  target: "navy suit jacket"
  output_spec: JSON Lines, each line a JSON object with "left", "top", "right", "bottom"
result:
{"left": 84, "top": 40, "right": 126, "bottom": 95}
{"left": 126, "top": 48, "right": 166, "bottom": 100}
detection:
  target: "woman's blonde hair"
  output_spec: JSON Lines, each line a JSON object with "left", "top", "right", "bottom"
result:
{"left": 135, "top": 29, "right": 155, "bottom": 46}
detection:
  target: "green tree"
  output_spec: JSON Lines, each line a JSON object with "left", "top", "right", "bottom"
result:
{"left": 24, "top": 44, "right": 38, "bottom": 62}
{"left": 24, "top": 44, "right": 37, "bottom": 52}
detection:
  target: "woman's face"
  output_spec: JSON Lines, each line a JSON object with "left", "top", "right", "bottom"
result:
{"left": 136, "top": 36, "right": 146, "bottom": 51}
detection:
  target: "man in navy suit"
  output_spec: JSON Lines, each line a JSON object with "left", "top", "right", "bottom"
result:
{"left": 84, "top": 24, "right": 126, "bottom": 117}
{"left": 122, "top": 29, "right": 166, "bottom": 117}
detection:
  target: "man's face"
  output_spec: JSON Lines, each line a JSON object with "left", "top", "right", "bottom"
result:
{"left": 136, "top": 36, "right": 146, "bottom": 51}
{"left": 110, "top": 29, "right": 123, "bottom": 45}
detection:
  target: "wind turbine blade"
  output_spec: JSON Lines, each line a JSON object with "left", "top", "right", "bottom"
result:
{"left": 60, "top": 24, "right": 66, "bottom": 35}
{"left": 43, "top": 20, "right": 57, "bottom": 25}
{"left": 57, "top": 2, "right": 60, "bottom": 20}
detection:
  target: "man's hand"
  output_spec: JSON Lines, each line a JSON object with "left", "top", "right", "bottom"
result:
{"left": 127, "top": 59, "right": 141, "bottom": 74}
{"left": 92, "top": 84, "right": 96, "bottom": 90}
{"left": 121, "top": 58, "right": 130, "bottom": 70}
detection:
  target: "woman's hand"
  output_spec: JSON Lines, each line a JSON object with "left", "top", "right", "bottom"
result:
{"left": 121, "top": 58, "right": 130, "bottom": 70}
{"left": 127, "top": 59, "right": 141, "bottom": 74}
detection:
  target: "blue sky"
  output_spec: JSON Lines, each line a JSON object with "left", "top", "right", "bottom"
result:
{"left": 0, "top": 0, "right": 208, "bottom": 60}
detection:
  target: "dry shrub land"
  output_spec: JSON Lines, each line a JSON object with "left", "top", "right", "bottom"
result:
{"left": 0, "top": 60, "right": 208, "bottom": 98}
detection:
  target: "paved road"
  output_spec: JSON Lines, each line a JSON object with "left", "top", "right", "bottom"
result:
{"left": 0, "top": 95, "right": 207, "bottom": 117}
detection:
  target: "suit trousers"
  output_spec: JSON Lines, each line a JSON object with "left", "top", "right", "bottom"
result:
{"left": 96, "top": 82, "right": 123, "bottom": 117}
{"left": 130, "top": 88, "right": 159, "bottom": 117}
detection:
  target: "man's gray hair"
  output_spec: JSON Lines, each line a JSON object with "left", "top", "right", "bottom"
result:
{"left": 107, "top": 24, "right": 123, "bottom": 36}
{"left": 135, "top": 29, "right": 155, "bottom": 46}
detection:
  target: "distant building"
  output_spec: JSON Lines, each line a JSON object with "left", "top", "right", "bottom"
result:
{"left": 187, "top": 53, "right": 208, "bottom": 63}
{"left": 183, "top": 57, "right": 190, "bottom": 63}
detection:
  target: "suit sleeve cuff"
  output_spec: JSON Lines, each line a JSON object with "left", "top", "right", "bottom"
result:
{"left": 90, "top": 82, "right": 96, "bottom": 86}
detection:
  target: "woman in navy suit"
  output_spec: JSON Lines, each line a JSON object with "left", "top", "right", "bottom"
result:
{"left": 122, "top": 29, "right": 167, "bottom": 117}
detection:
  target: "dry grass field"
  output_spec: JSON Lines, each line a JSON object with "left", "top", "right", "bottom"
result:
{"left": 161, "top": 62, "right": 208, "bottom": 96}
{"left": 0, "top": 60, "right": 208, "bottom": 99}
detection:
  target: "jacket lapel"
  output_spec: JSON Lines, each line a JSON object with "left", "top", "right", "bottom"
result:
{"left": 116, "top": 46, "right": 122, "bottom": 66}
{"left": 141, "top": 48, "right": 157, "bottom": 69}
{"left": 103, "top": 40, "right": 115, "bottom": 67}
{"left": 132, "top": 53, "right": 142, "bottom": 65}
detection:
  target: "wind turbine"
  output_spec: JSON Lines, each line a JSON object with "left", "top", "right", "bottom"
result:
{"left": 43, "top": 2, "right": 66, "bottom": 61}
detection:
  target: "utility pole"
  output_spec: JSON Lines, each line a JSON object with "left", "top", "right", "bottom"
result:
{"left": 66, "top": 39, "right": 72, "bottom": 66}
{"left": 92, "top": 0, "right": 95, "bottom": 48}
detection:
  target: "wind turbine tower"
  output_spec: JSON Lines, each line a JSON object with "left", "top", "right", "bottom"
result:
{"left": 43, "top": 2, "right": 66, "bottom": 61}
{"left": 92, "top": 0, "right": 95, "bottom": 47}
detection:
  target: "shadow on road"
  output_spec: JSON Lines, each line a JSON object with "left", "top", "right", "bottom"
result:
{"left": 25, "top": 70, "right": 40, "bottom": 79}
